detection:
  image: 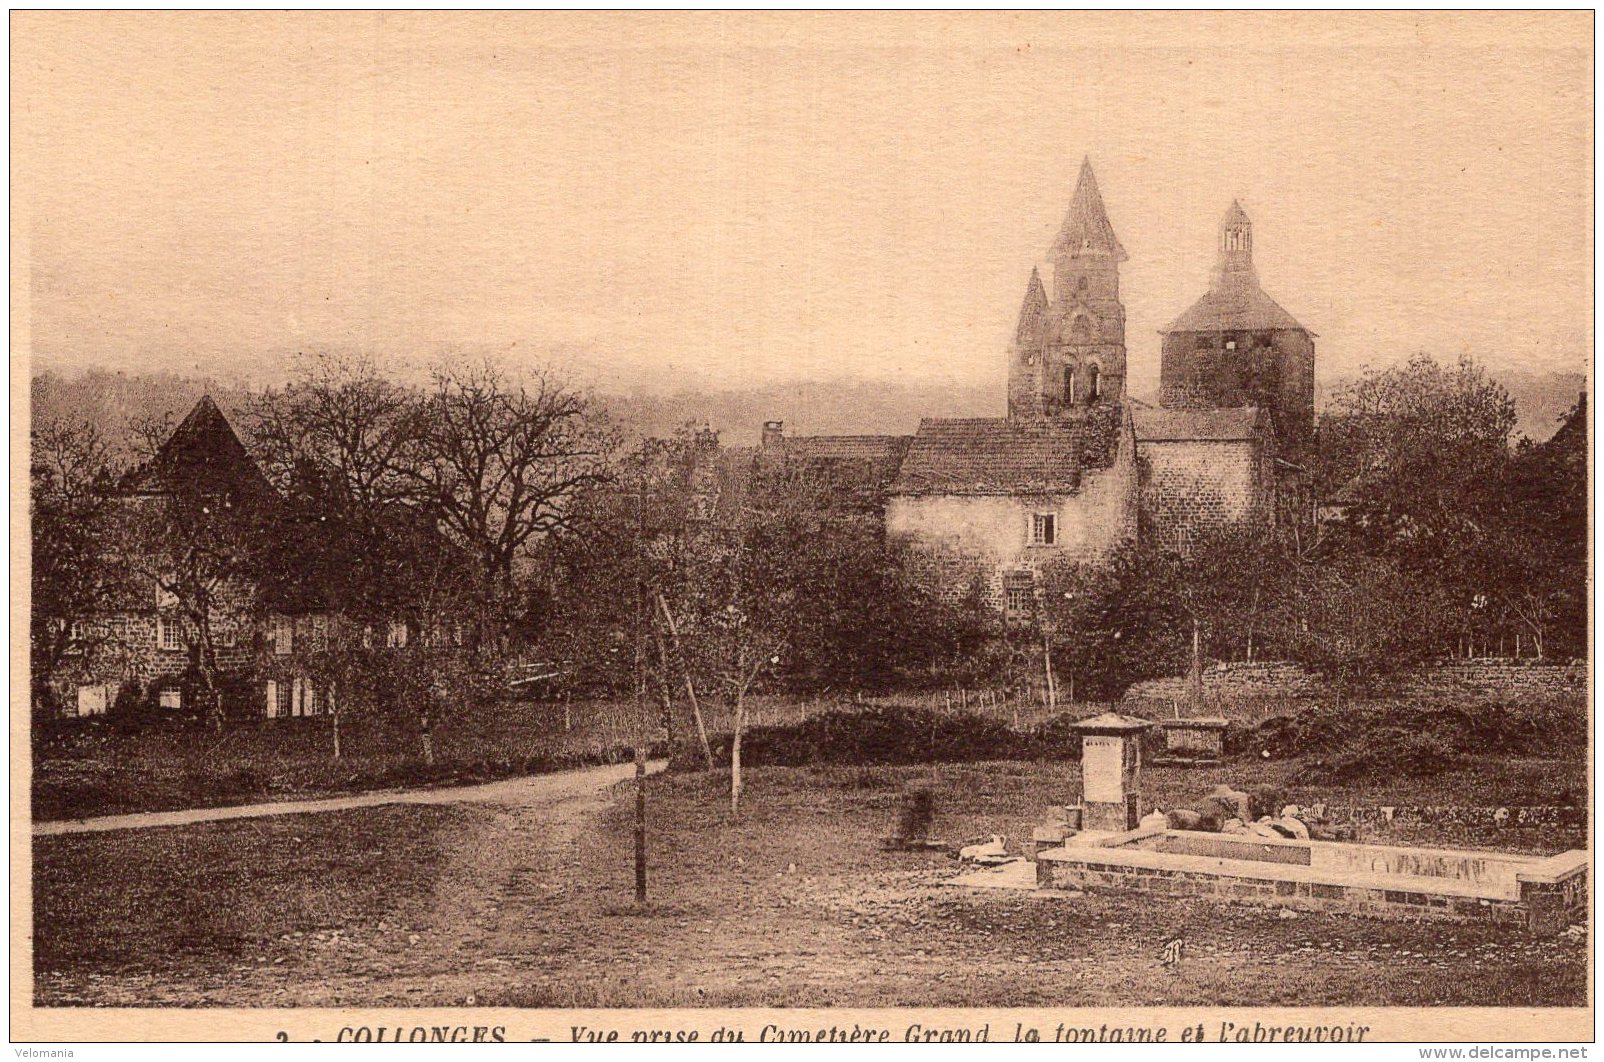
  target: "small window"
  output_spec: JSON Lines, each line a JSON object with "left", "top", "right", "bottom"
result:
{"left": 154, "top": 579, "right": 178, "bottom": 609}
{"left": 273, "top": 616, "right": 294, "bottom": 656}
{"left": 1030, "top": 512, "right": 1058, "bottom": 547}
{"left": 159, "top": 688, "right": 182, "bottom": 710}
{"left": 310, "top": 615, "right": 328, "bottom": 651}
{"left": 1225, "top": 338, "right": 1238, "bottom": 351}
{"left": 215, "top": 625, "right": 237, "bottom": 648}
{"left": 265, "top": 680, "right": 280, "bottom": 718}
{"left": 291, "top": 677, "right": 320, "bottom": 717}
{"left": 158, "top": 616, "right": 183, "bottom": 651}
{"left": 361, "top": 625, "right": 374, "bottom": 649}
{"left": 1089, "top": 364, "right": 1102, "bottom": 400}
{"left": 1003, "top": 572, "right": 1036, "bottom": 621}
{"left": 386, "top": 620, "right": 408, "bottom": 649}
{"left": 1063, "top": 367, "right": 1076, "bottom": 404}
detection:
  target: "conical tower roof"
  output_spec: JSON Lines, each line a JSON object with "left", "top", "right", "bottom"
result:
{"left": 1222, "top": 199, "right": 1251, "bottom": 227}
{"left": 1014, "top": 267, "right": 1050, "bottom": 347}
{"left": 1050, "top": 158, "right": 1127, "bottom": 262}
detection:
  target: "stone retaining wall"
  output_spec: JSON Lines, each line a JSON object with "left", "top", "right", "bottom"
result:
{"left": 1123, "top": 659, "right": 1586, "bottom": 705}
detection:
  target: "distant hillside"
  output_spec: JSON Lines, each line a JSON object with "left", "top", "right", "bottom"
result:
{"left": 600, "top": 380, "right": 1002, "bottom": 446}
{"left": 31, "top": 366, "right": 1585, "bottom": 459}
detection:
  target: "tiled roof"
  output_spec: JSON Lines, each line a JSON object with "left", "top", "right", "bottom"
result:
{"left": 1163, "top": 284, "right": 1307, "bottom": 333}
{"left": 890, "top": 417, "right": 1084, "bottom": 496}
{"left": 1132, "top": 406, "right": 1263, "bottom": 442}
{"left": 785, "top": 434, "right": 912, "bottom": 467}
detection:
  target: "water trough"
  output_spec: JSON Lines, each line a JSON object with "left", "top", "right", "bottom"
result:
{"left": 1037, "top": 826, "right": 1588, "bottom": 935}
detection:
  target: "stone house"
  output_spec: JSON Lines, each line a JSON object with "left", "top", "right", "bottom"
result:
{"left": 885, "top": 408, "right": 1137, "bottom": 615}
{"left": 1130, "top": 405, "right": 1277, "bottom": 550}
{"left": 53, "top": 396, "right": 475, "bottom": 721}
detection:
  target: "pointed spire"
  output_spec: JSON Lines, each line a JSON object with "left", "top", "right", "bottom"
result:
{"left": 1015, "top": 267, "right": 1049, "bottom": 347}
{"left": 1050, "top": 158, "right": 1127, "bottom": 262}
{"left": 1214, "top": 197, "right": 1257, "bottom": 290}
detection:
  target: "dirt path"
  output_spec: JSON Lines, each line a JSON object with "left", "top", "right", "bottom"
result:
{"left": 35, "top": 762, "right": 665, "bottom": 1007}
{"left": 33, "top": 761, "right": 665, "bottom": 836}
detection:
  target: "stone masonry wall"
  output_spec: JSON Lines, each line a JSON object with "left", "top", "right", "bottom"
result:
{"left": 1123, "top": 659, "right": 1586, "bottom": 705}
{"left": 1038, "top": 852, "right": 1533, "bottom": 928}
{"left": 1137, "top": 438, "right": 1265, "bottom": 549}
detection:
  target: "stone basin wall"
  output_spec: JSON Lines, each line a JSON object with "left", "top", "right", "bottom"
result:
{"left": 1038, "top": 831, "right": 1588, "bottom": 934}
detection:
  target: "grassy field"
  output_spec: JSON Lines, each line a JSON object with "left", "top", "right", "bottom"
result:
{"left": 33, "top": 687, "right": 1585, "bottom": 821}
{"left": 34, "top": 756, "right": 1588, "bottom": 1008}
{"left": 30, "top": 693, "right": 781, "bottom": 821}
{"left": 29, "top": 690, "right": 1072, "bottom": 821}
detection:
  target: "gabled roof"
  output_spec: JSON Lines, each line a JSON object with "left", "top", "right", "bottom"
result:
{"left": 121, "top": 395, "right": 273, "bottom": 501}
{"left": 1163, "top": 285, "right": 1308, "bottom": 334}
{"left": 890, "top": 417, "right": 1083, "bottom": 496}
{"left": 1132, "top": 406, "right": 1264, "bottom": 442}
{"left": 1050, "top": 159, "right": 1127, "bottom": 262}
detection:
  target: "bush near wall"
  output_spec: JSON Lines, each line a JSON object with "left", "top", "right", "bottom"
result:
{"left": 699, "top": 705, "right": 1086, "bottom": 769}
{"left": 1238, "top": 698, "right": 1586, "bottom": 781}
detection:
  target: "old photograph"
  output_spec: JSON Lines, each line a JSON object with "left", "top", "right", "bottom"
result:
{"left": 12, "top": 11, "right": 1592, "bottom": 1043}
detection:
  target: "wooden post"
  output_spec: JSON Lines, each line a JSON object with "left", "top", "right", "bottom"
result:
{"left": 633, "top": 474, "right": 648, "bottom": 906}
{"left": 1042, "top": 628, "right": 1057, "bottom": 711}
{"left": 1188, "top": 616, "right": 1203, "bottom": 711}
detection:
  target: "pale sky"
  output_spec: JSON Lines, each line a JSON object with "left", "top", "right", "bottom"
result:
{"left": 13, "top": 12, "right": 1593, "bottom": 399}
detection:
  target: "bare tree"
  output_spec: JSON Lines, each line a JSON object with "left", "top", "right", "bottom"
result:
{"left": 410, "top": 360, "right": 617, "bottom": 609}
{"left": 248, "top": 352, "right": 419, "bottom": 510}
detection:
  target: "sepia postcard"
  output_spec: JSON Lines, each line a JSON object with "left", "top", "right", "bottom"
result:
{"left": 10, "top": 10, "right": 1594, "bottom": 1046}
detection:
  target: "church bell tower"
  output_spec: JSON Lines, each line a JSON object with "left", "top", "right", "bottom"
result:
{"left": 1008, "top": 158, "right": 1128, "bottom": 419}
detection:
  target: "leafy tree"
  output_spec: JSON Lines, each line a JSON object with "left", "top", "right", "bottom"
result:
{"left": 250, "top": 355, "right": 499, "bottom": 757}
{"left": 1317, "top": 353, "right": 1585, "bottom": 663}
{"left": 1283, "top": 553, "right": 1453, "bottom": 691}
{"left": 1036, "top": 540, "right": 1189, "bottom": 701}
{"left": 29, "top": 418, "right": 120, "bottom": 721}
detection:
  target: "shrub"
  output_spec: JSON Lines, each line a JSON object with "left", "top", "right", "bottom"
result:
{"left": 1239, "top": 697, "right": 1584, "bottom": 779}
{"left": 698, "top": 705, "right": 1083, "bottom": 769}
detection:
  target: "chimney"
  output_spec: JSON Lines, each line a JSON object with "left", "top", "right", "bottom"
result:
{"left": 761, "top": 421, "right": 784, "bottom": 449}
